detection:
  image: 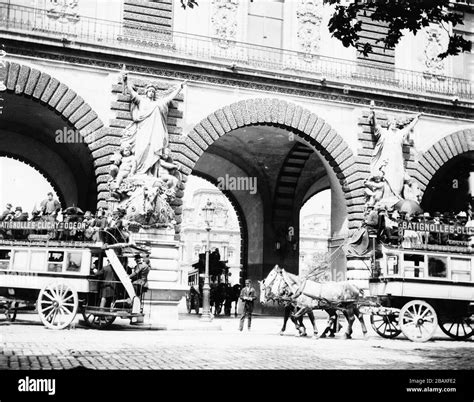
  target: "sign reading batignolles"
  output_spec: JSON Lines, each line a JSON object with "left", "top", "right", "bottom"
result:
{"left": 0, "top": 221, "right": 87, "bottom": 231}
{"left": 399, "top": 221, "right": 474, "bottom": 235}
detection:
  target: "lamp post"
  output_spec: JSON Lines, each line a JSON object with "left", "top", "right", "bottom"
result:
{"left": 201, "top": 199, "right": 215, "bottom": 322}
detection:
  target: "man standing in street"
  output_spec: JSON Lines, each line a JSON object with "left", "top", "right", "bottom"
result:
{"left": 239, "top": 279, "right": 257, "bottom": 331}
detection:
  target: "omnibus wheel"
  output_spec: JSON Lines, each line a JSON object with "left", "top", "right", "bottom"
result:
{"left": 370, "top": 313, "right": 401, "bottom": 339}
{"left": 400, "top": 300, "right": 437, "bottom": 342}
{"left": 438, "top": 314, "right": 473, "bottom": 340}
{"left": 38, "top": 283, "right": 78, "bottom": 330}
{"left": 82, "top": 311, "right": 116, "bottom": 329}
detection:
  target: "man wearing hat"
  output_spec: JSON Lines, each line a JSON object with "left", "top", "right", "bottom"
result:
{"left": 238, "top": 279, "right": 257, "bottom": 331}
{"left": 0, "top": 203, "right": 12, "bottom": 221}
{"left": 129, "top": 254, "right": 150, "bottom": 297}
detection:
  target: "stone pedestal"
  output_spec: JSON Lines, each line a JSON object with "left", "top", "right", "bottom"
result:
{"left": 130, "top": 228, "right": 188, "bottom": 327}
{"left": 346, "top": 256, "right": 371, "bottom": 291}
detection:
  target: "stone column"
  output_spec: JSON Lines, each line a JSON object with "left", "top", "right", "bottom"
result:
{"left": 131, "top": 228, "right": 188, "bottom": 327}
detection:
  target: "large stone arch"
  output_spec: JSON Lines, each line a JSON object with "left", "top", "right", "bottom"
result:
{"left": 3, "top": 61, "right": 109, "bottom": 207}
{"left": 172, "top": 98, "right": 363, "bottom": 229}
{"left": 414, "top": 128, "right": 474, "bottom": 193}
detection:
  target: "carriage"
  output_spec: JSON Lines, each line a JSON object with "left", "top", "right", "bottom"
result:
{"left": 0, "top": 238, "right": 150, "bottom": 329}
{"left": 367, "top": 244, "right": 473, "bottom": 342}
{"left": 185, "top": 250, "right": 240, "bottom": 316}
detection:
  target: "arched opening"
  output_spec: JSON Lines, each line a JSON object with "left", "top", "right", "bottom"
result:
{"left": 181, "top": 174, "right": 245, "bottom": 287}
{"left": 299, "top": 189, "right": 331, "bottom": 278}
{"left": 421, "top": 151, "right": 473, "bottom": 214}
{"left": 0, "top": 157, "right": 60, "bottom": 214}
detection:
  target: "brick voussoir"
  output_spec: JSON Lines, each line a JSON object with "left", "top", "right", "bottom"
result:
{"left": 6, "top": 62, "right": 20, "bottom": 91}
{"left": 296, "top": 109, "right": 309, "bottom": 133}
{"left": 425, "top": 150, "right": 442, "bottom": 170}
{"left": 76, "top": 111, "right": 99, "bottom": 130}
{"left": 439, "top": 137, "right": 454, "bottom": 160}
{"left": 198, "top": 118, "right": 218, "bottom": 142}
{"left": 262, "top": 98, "right": 273, "bottom": 122}
{"left": 32, "top": 72, "right": 51, "bottom": 99}
{"left": 215, "top": 109, "right": 232, "bottom": 133}
{"left": 269, "top": 98, "right": 280, "bottom": 123}
{"left": 194, "top": 124, "right": 214, "bottom": 146}
{"left": 62, "top": 95, "right": 84, "bottom": 119}
{"left": 419, "top": 158, "right": 436, "bottom": 176}
{"left": 69, "top": 103, "right": 91, "bottom": 125}
{"left": 443, "top": 135, "right": 458, "bottom": 157}
{"left": 80, "top": 119, "right": 104, "bottom": 138}
{"left": 89, "top": 135, "right": 120, "bottom": 151}
{"left": 230, "top": 102, "right": 245, "bottom": 127}
{"left": 451, "top": 133, "right": 464, "bottom": 155}
{"left": 433, "top": 142, "right": 449, "bottom": 164}
{"left": 94, "top": 155, "right": 113, "bottom": 168}
{"left": 223, "top": 105, "right": 238, "bottom": 130}
{"left": 207, "top": 114, "right": 226, "bottom": 137}
{"left": 185, "top": 136, "right": 204, "bottom": 157}
{"left": 48, "top": 83, "right": 68, "bottom": 109}
{"left": 97, "top": 191, "right": 111, "bottom": 201}
{"left": 255, "top": 99, "right": 266, "bottom": 123}
{"left": 458, "top": 131, "right": 470, "bottom": 152}
{"left": 314, "top": 123, "right": 331, "bottom": 144}
{"left": 96, "top": 165, "right": 111, "bottom": 177}
{"left": 464, "top": 129, "right": 474, "bottom": 149}
{"left": 92, "top": 146, "right": 117, "bottom": 160}
{"left": 24, "top": 68, "right": 40, "bottom": 96}
{"left": 277, "top": 99, "right": 287, "bottom": 125}
{"left": 174, "top": 144, "right": 200, "bottom": 162}
{"left": 303, "top": 113, "right": 318, "bottom": 135}
{"left": 284, "top": 102, "right": 296, "bottom": 127}
{"left": 291, "top": 105, "right": 303, "bottom": 129}
{"left": 40, "top": 77, "right": 60, "bottom": 104}
{"left": 188, "top": 131, "right": 208, "bottom": 152}
{"left": 55, "top": 89, "right": 77, "bottom": 114}
{"left": 16, "top": 65, "right": 31, "bottom": 93}
{"left": 236, "top": 100, "right": 250, "bottom": 126}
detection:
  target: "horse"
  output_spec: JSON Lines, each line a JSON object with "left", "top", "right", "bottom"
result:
{"left": 261, "top": 266, "right": 367, "bottom": 339}
{"left": 210, "top": 283, "right": 227, "bottom": 316}
{"left": 259, "top": 270, "right": 318, "bottom": 337}
{"left": 224, "top": 284, "right": 240, "bottom": 317}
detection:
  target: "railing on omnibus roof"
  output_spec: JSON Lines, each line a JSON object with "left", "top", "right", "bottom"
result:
{"left": 0, "top": 2, "right": 472, "bottom": 100}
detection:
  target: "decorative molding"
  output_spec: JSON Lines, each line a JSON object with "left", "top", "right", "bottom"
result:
{"left": 5, "top": 46, "right": 473, "bottom": 120}
{"left": 423, "top": 25, "right": 448, "bottom": 79}
{"left": 296, "top": 0, "right": 323, "bottom": 61}
{"left": 46, "top": 0, "right": 80, "bottom": 24}
{"left": 211, "top": 0, "right": 239, "bottom": 48}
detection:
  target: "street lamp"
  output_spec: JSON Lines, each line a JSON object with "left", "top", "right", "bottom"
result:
{"left": 201, "top": 199, "right": 215, "bottom": 322}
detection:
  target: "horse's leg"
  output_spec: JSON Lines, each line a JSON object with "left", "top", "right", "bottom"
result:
{"left": 307, "top": 310, "right": 317, "bottom": 337}
{"left": 354, "top": 306, "right": 368, "bottom": 336}
{"left": 320, "top": 309, "right": 334, "bottom": 338}
{"left": 297, "top": 315, "right": 307, "bottom": 337}
{"left": 344, "top": 307, "right": 356, "bottom": 339}
{"left": 281, "top": 306, "right": 290, "bottom": 335}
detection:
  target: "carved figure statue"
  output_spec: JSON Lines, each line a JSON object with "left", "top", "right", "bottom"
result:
{"left": 121, "top": 73, "right": 186, "bottom": 177}
{"left": 370, "top": 105, "right": 422, "bottom": 206}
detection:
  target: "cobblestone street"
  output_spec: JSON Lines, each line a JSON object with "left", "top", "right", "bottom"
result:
{"left": 1, "top": 313, "right": 472, "bottom": 370}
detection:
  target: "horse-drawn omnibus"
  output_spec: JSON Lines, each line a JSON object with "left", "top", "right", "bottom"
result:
{"left": 0, "top": 238, "right": 149, "bottom": 329}
{"left": 369, "top": 243, "right": 473, "bottom": 341}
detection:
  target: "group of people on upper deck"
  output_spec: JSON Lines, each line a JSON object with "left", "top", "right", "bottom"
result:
{"left": 0, "top": 192, "right": 128, "bottom": 243}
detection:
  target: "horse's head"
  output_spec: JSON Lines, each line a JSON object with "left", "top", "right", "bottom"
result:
{"left": 259, "top": 265, "right": 289, "bottom": 303}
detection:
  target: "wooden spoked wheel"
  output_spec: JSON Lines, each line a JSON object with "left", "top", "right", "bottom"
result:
{"left": 82, "top": 312, "right": 116, "bottom": 329}
{"left": 399, "top": 300, "right": 438, "bottom": 342}
{"left": 37, "top": 283, "right": 78, "bottom": 329}
{"left": 438, "top": 314, "right": 473, "bottom": 340}
{"left": 370, "top": 313, "right": 401, "bottom": 339}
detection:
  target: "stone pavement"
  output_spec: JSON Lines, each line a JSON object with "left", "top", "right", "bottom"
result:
{"left": 0, "top": 312, "right": 472, "bottom": 370}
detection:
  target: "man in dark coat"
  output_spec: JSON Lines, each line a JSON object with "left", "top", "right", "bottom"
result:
{"left": 239, "top": 279, "right": 257, "bottom": 331}
{"left": 0, "top": 203, "right": 12, "bottom": 221}
{"left": 129, "top": 254, "right": 150, "bottom": 296}
{"left": 94, "top": 259, "right": 117, "bottom": 308}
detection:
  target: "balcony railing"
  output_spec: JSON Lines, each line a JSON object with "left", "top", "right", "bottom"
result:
{"left": 0, "top": 3, "right": 472, "bottom": 100}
